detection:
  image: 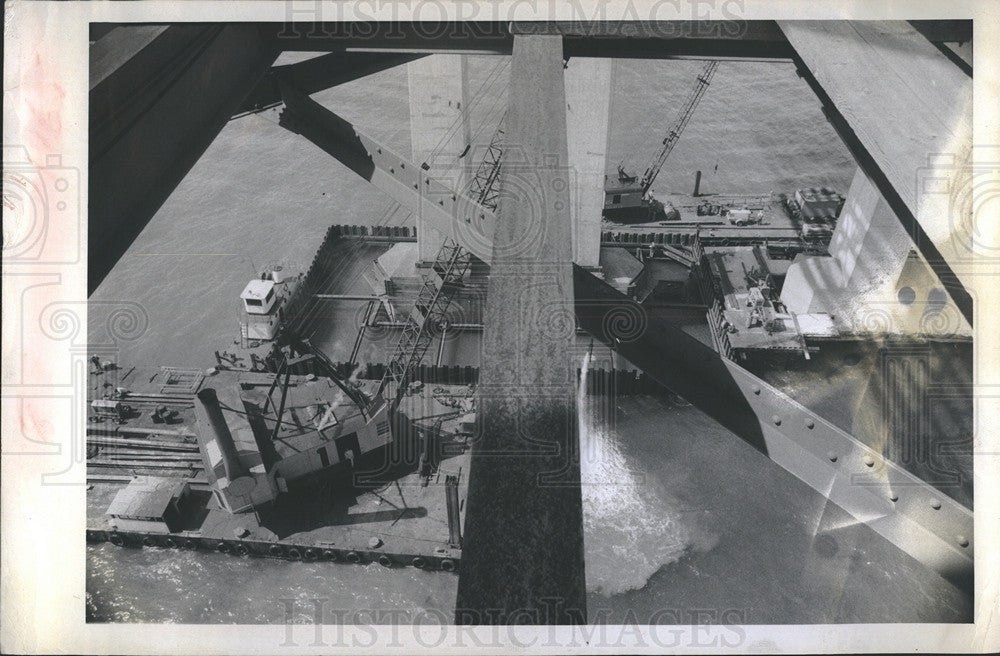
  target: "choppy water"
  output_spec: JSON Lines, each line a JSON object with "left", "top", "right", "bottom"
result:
{"left": 578, "top": 352, "right": 717, "bottom": 597}
{"left": 87, "top": 543, "right": 457, "bottom": 623}
{"left": 88, "top": 54, "right": 855, "bottom": 623}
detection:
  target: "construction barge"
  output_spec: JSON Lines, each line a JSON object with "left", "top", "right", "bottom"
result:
{"left": 86, "top": 223, "right": 473, "bottom": 571}
{"left": 87, "top": 178, "right": 971, "bottom": 577}
{"left": 83, "top": 222, "right": 676, "bottom": 575}
{"left": 86, "top": 361, "right": 469, "bottom": 570}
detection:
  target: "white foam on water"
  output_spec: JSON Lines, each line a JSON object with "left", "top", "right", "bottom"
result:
{"left": 578, "top": 352, "right": 694, "bottom": 596}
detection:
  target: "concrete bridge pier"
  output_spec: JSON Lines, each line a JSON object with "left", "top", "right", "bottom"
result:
{"left": 565, "top": 57, "right": 611, "bottom": 269}
{"left": 408, "top": 55, "right": 472, "bottom": 262}
{"left": 780, "top": 167, "right": 971, "bottom": 338}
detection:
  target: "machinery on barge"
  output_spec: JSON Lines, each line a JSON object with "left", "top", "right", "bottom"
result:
{"left": 603, "top": 60, "right": 718, "bottom": 224}
{"left": 87, "top": 238, "right": 472, "bottom": 570}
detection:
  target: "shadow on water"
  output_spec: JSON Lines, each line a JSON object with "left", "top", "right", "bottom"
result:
{"left": 572, "top": 264, "right": 768, "bottom": 455}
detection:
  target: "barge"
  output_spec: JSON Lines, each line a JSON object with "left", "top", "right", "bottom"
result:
{"left": 85, "top": 176, "right": 945, "bottom": 573}
{"left": 87, "top": 224, "right": 472, "bottom": 571}
{"left": 86, "top": 363, "right": 470, "bottom": 570}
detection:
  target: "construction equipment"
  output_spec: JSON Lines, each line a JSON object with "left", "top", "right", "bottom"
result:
{"left": 368, "top": 114, "right": 507, "bottom": 418}
{"left": 467, "top": 112, "right": 506, "bottom": 212}
{"left": 371, "top": 237, "right": 475, "bottom": 416}
{"left": 603, "top": 60, "right": 719, "bottom": 223}
{"left": 284, "top": 335, "right": 373, "bottom": 420}
{"left": 638, "top": 60, "right": 719, "bottom": 196}
{"left": 728, "top": 208, "right": 765, "bottom": 226}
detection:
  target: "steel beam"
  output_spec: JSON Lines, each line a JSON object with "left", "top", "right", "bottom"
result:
{"left": 779, "top": 20, "right": 974, "bottom": 326}
{"left": 517, "top": 19, "right": 970, "bottom": 44}
{"left": 264, "top": 21, "right": 511, "bottom": 54}
{"left": 263, "top": 20, "right": 796, "bottom": 60}
{"left": 908, "top": 19, "right": 973, "bottom": 44}
{"left": 573, "top": 265, "right": 973, "bottom": 589}
{"left": 89, "top": 24, "right": 277, "bottom": 293}
{"left": 235, "top": 51, "right": 426, "bottom": 116}
{"left": 277, "top": 80, "right": 497, "bottom": 264}
{"left": 261, "top": 19, "right": 969, "bottom": 57}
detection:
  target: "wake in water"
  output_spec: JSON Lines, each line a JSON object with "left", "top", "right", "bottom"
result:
{"left": 578, "top": 351, "right": 706, "bottom": 596}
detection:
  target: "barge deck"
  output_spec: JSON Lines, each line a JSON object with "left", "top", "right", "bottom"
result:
{"left": 87, "top": 363, "right": 471, "bottom": 571}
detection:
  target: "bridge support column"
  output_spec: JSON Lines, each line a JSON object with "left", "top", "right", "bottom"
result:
{"left": 566, "top": 57, "right": 611, "bottom": 269}
{"left": 781, "top": 167, "right": 970, "bottom": 337}
{"left": 408, "top": 55, "right": 471, "bottom": 261}
{"left": 456, "top": 34, "right": 586, "bottom": 625}
{"left": 829, "top": 167, "right": 913, "bottom": 301}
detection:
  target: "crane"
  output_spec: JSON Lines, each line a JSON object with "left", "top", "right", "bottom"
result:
{"left": 637, "top": 60, "right": 719, "bottom": 196}
{"left": 467, "top": 111, "right": 506, "bottom": 212}
{"left": 603, "top": 60, "right": 720, "bottom": 224}
{"left": 367, "top": 116, "right": 506, "bottom": 417}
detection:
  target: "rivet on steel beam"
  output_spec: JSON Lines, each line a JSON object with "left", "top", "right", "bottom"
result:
{"left": 804, "top": 418, "right": 815, "bottom": 429}
{"left": 827, "top": 451, "right": 838, "bottom": 462}
{"left": 957, "top": 535, "right": 969, "bottom": 548}
{"left": 930, "top": 498, "right": 942, "bottom": 510}
{"left": 752, "top": 386, "right": 761, "bottom": 395}
{"left": 863, "top": 455, "right": 875, "bottom": 467}
{"left": 771, "top": 415, "right": 781, "bottom": 426}
{"left": 888, "top": 492, "right": 898, "bottom": 502}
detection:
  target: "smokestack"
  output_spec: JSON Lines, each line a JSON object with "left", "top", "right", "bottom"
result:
{"left": 693, "top": 170, "right": 702, "bottom": 197}
{"left": 194, "top": 387, "right": 246, "bottom": 482}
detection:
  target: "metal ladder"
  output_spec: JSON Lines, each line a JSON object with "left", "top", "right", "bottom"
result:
{"left": 373, "top": 237, "right": 474, "bottom": 412}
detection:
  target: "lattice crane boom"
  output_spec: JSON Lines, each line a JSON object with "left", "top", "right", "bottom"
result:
{"left": 468, "top": 111, "right": 506, "bottom": 211}
{"left": 639, "top": 60, "right": 719, "bottom": 196}
{"left": 369, "top": 111, "right": 509, "bottom": 417}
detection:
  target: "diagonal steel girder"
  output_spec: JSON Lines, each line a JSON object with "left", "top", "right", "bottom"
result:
{"left": 277, "top": 79, "right": 497, "bottom": 265}
{"left": 276, "top": 74, "right": 973, "bottom": 590}
{"left": 236, "top": 52, "right": 426, "bottom": 116}
{"left": 574, "top": 266, "right": 973, "bottom": 589}
{"left": 778, "top": 21, "right": 974, "bottom": 327}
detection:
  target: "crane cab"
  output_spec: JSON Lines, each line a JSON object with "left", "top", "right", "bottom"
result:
{"left": 241, "top": 279, "right": 278, "bottom": 315}
{"left": 603, "top": 179, "right": 678, "bottom": 224}
{"left": 603, "top": 179, "right": 648, "bottom": 221}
